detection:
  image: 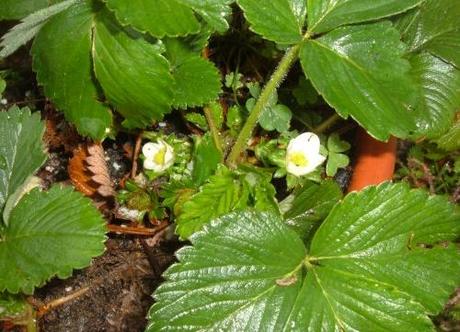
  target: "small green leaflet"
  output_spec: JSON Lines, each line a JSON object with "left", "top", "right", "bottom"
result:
{"left": 301, "top": 21, "right": 417, "bottom": 141}
{"left": 325, "top": 134, "right": 350, "bottom": 177}
{"left": 436, "top": 121, "right": 460, "bottom": 152}
{"left": 0, "top": 293, "right": 27, "bottom": 320}
{"left": 0, "top": 107, "right": 46, "bottom": 213}
{"left": 307, "top": 0, "right": 422, "bottom": 34}
{"left": 149, "top": 183, "right": 460, "bottom": 330}
{"left": 237, "top": 0, "right": 307, "bottom": 44}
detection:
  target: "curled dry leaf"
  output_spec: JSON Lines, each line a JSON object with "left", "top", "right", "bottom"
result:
{"left": 68, "top": 144, "right": 115, "bottom": 197}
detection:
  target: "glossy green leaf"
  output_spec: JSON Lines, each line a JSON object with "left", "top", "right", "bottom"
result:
{"left": 0, "top": 0, "right": 78, "bottom": 59}
{"left": 425, "top": 30, "right": 460, "bottom": 69}
{"left": 397, "top": 0, "right": 460, "bottom": 62}
{"left": 301, "top": 22, "right": 416, "bottom": 141}
{"left": 149, "top": 183, "right": 460, "bottom": 331}
{"left": 0, "top": 107, "right": 46, "bottom": 213}
{"left": 436, "top": 121, "right": 460, "bottom": 152}
{"left": 237, "top": 0, "right": 306, "bottom": 44}
{"left": 102, "top": 0, "right": 200, "bottom": 38}
{"left": 0, "top": 185, "right": 106, "bottom": 294}
{"left": 93, "top": 10, "right": 174, "bottom": 129}
{"left": 307, "top": 0, "right": 422, "bottom": 34}
{"left": 410, "top": 53, "right": 460, "bottom": 138}
{"left": 176, "top": 168, "right": 246, "bottom": 239}
{"left": 283, "top": 180, "right": 342, "bottom": 240}
{"left": 148, "top": 211, "right": 307, "bottom": 331}
{"left": 31, "top": 1, "right": 112, "bottom": 139}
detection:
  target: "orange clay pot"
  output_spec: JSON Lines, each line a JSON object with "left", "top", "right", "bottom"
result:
{"left": 347, "top": 127, "right": 397, "bottom": 193}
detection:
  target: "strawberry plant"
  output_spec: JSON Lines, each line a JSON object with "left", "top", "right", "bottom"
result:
{"left": 1, "top": 0, "right": 459, "bottom": 330}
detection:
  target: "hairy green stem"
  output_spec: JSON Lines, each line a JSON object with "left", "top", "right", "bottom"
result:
{"left": 313, "top": 113, "right": 342, "bottom": 134}
{"left": 203, "top": 105, "right": 223, "bottom": 155}
{"left": 226, "top": 44, "right": 302, "bottom": 167}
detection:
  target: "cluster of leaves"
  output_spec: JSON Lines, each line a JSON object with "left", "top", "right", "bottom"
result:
{"left": 0, "top": 107, "right": 106, "bottom": 314}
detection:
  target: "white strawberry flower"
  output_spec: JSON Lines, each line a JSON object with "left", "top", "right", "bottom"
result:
{"left": 142, "top": 140, "right": 175, "bottom": 173}
{"left": 286, "top": 132, "right": 326, "bottom": 176}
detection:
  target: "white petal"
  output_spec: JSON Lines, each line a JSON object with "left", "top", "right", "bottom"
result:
{"left": 143, "top": 158, "right": 158, "bottom": 171}
{"left": 287, "top": 132, "right": 321, "bottom": 155}
{"left": 142, "top": 142, "right": 160, "bottom": 158}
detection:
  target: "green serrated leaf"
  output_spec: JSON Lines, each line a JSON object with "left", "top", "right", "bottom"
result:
{"left": 176, "top": 168, "right": 245, "bottom": 239}
{"left": 436, "top": 121, "right": 460, "bottom": 152}
{"left": 237, "top": 0, "right": 306, "bottom": 44}
{"left": 307, "top": 0, "right": 422, "bottom": 34}
{"left": 0, "top": 107, "right": 46, "bottom": 213}
{"left": 148, "top": 210, "right": 307, "bottom": 331}
{"left": 397, "top": 0, "right": 460, "bottom": 59}
{"left": 0, "top": 0, "right": 78, "bottom": 59}
{"left": 31, "top": 1, "right": 112, "bottom": 139}
{"left": 410, "top": 53, "right": 460, "bottom": 139}
{"left": 301, "top": 22, "right": 416, "bottom": 141}
{"left": 283, "top": 180, "right": 342, "bottom": 240}
{"left": 185, "top": 112, "right": 208, "bottom": 130}
{"left": 102, "top": 0, "right": 200, "bottom": 38}
{"left": 149, "top": 183, "right": 460, "bottom": 331}
{"left": 171, "top": 55, "right": 222, "bottom": 109}
{"left": 0, "top": 185, "right": 106, "bottom": 294}
{"left": 425, "top": 30, "right": 460, "bottom": 69}
{"left": 93, "top": 9, "right": 174, "bottom": 129}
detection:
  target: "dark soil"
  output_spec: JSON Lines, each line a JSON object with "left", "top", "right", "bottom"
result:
{"left": 33, "top": 237, "right": 179, "bottom": 332}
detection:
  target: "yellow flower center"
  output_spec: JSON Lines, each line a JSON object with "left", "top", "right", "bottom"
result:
{"left": 289, "top": 152, "right": 309, "bottom": 167}
{"left": 154, "top": 147, "right": 167, "bottom": 165}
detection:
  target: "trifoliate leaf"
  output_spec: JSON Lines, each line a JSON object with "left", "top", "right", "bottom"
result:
{"left": 0, "top": 185, "right": 106, "bottom": 294}
{"left": 0, "top": 107, "right": 46, "bottom": 213}
{"left": 0, "top": 0, "right": 78, "bottom": 59}
{"left": 31, "top": 1, "right": 112, "bottom": 139}
{"left": 436, "top": 121, "right": 460, "bottom": 152}
{"left": 301, "top": 22, "right": 417, "bottom": 141}
{"left": 283, "top": 180, "right": 342, "bottom": 240}
{"left": 149, "top": 183, "right": 460, "bottom": 331}
{"left": 410, "top": 53, "right": 460, "bottom": 139}
{"left": 307, "top": 0, "right": 422, "bottom": 34}
{"left": 237, "top": 0, "right": 307, "bottom": 44}
{"left": 102, "top": 0, "right": 200, "bottom": 38}
{"left": 92, "top": 9, "right": 174, "bottom": 129}
{"left": 176, "top": 168, "right": 247, "bottom": 239}
{"left": 258, "top": 104, "right": 292, "bottom": 133}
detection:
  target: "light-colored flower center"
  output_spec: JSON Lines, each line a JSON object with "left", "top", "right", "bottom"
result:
{"left": 153, "top": 147, "right": 167, "bottom": 165}
{"left": 289, "top": 151, "right": 309, "bottom": 167}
